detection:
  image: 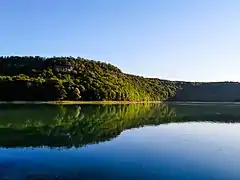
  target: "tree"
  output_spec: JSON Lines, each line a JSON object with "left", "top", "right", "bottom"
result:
{"left": 73, "top": 87, "right": 81, "bottom": 100}
{"left": 55, "top": 84, "right": 67, "bottom": 100}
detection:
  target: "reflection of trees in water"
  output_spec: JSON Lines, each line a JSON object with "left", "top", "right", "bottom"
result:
{"left": 0, "top": 104, "right": 240, "bottom": 148}
{"left": 0, "top": 104, "right": 175, "bottom": 148}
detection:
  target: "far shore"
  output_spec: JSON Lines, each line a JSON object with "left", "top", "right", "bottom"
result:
{"left": 0, "top": 101, "right": 163, "bottom": 105}
{"left": 0, "top": 101, "right": 240, "bottom": 105}
{"left": 165, "top": 101, "right": 240, "bottom": 105}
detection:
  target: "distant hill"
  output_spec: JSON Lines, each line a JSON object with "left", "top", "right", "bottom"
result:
{"left": 0, "top": 56, "right": 239, "bottom": 102}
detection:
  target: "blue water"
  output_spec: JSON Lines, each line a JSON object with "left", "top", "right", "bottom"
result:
{"left": 0, "top": 104, "right": 240, "bottom": 179}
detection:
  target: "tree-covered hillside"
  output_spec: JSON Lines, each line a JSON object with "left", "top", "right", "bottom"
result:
{"left": 170, "top": 82, "right": 240, "bottom": 102}
{"left": 0, "top": 56, "right": 240, "bottom": 102}
{"left": 0, "top": 56, "right": 179, "bottom": 101}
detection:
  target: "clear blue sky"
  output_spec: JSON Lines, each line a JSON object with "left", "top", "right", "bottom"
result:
{"left": 1, "top": 0, "right": 240, "bottom": 82}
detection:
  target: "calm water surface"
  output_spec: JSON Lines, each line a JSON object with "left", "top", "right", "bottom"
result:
{"left": 0, "top": 103, "right": 240, "bottom": 179}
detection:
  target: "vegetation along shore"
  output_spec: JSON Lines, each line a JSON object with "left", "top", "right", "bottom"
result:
{"left": 0, "top": 101, "right": 162, "bottom": 105}
{"left": 1, "top": 56, "right": 240, "bottom": 102}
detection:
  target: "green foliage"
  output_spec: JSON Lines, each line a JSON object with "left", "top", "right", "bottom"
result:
{"left": 170, "top": 82, "right": 240, "bottom": 102}
{"left": 1, "top": 56, "right": 240, "bottom": 102}
{"left": 73, "top": 87, "right": 81, "bottom": 100}
{"left": 0, "top": 56, "right": 180, "bottom": 101}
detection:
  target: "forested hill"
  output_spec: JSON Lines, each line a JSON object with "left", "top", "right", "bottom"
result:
{"left": 0, "top": 56, "right": 240, "bottom": 102}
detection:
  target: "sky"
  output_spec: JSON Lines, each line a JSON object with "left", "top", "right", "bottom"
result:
{"left": 0, "top": 0, "right": 240, "bottom": 82}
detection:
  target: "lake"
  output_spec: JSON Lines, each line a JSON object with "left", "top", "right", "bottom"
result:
{"left": 0, "top": 103, "right": 240, "bottom": 180}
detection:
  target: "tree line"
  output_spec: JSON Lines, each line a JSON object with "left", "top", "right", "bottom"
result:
{"left": 1, "top": 56, "right": 240, "bottom": 102}
{"left": 0, "top": 56, "right": 179, "bottom": 101}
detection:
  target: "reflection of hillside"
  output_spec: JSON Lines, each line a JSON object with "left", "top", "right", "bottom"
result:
{"left": 0, "top": 104, "right": 60, "bottom": 126}
{"left": 0, "top": 103, "right": 240, "bottom": 148}
{"left": 0, "top": 104, "right": 175, "bottom": 148}
{"left": 168, "top": 103, "right": 240, "bottom": 122}
{"left": 168, "top": 103, "right": 240, "bottom": 116}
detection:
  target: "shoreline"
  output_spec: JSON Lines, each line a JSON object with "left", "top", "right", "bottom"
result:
{"left": 0, "top": 101, "right": 240, "bottom": 105}
{"left": 0, "top": 101, "right": 163, "bottom": 105}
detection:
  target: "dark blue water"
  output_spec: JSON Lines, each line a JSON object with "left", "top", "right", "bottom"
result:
{"left": 0, "top": 103, "right": 240, "bottom": 179}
